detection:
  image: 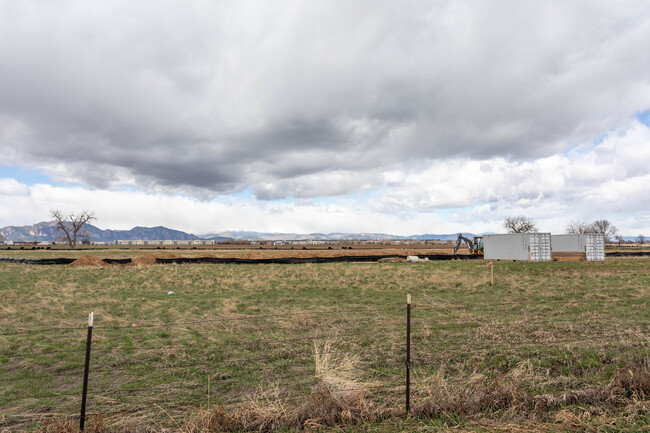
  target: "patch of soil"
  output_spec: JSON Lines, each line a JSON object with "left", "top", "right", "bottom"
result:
{"left": 69, "top": 255, "right": 109, "bottom": 267}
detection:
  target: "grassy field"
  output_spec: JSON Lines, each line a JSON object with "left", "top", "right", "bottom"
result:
{"left": 0, "top": 252, "right": 648, "bottom": 432}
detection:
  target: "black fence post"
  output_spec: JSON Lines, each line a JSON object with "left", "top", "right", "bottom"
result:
{"left": 406, "top": 293, "right": 411, "bottom": 415}
{"left": 80, "top": 312, "right": 93, "bottom": 431}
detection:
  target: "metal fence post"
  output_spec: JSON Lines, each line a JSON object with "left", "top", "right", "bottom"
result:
{"left": 406, "top": 293, "right": 411, "bottom": 415}
{"left": 80, "top": 312, "right": 93, "bottom": 431}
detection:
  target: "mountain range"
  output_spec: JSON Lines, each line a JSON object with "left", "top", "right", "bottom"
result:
{"left": 0, "top": 221, "right": 476, "bottom": 242}
{"left": 0, "top": 221, "right": 201, "bottom": 242}
{"left": 1, "top": 221, "right": 641, "bottom": 243}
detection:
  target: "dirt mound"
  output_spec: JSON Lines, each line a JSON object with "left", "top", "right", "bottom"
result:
{"left": 130, "top": 253, "right": 158, "bottom": 266}
{"left": 131, "top": 253, "right": 180, "bottom": 266}
{"left": 69, "top": 255, "right": 109, "bottom": 267}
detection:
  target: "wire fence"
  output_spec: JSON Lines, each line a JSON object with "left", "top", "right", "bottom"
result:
{"left": 1, "top": 297, "right": 648, "bottom": 431}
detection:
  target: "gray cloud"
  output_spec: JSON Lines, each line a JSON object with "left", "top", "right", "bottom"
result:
{"left": 1, "top": 0, "right": 649, "bottom": 199}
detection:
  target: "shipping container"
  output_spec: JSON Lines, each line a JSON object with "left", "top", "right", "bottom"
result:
{"left": 551, "top": 234, "right": 605, "bottom": 261}
{"left": 483, "top": 233, "right": 552, "bottom": 262}
{"left": 584, "top": 233, "right": 605, "bottom": 261}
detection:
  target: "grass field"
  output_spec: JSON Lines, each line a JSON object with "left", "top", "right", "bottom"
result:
{"left": 0, "top": 251, "right": 649, "bottom": 432}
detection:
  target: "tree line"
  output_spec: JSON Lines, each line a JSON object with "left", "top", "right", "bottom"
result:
{"left": 503, "top": 216, "right": 645, "bottom": 244}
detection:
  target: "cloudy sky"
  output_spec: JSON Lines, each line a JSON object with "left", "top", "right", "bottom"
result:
{"left": 1, "top": 0, "right": 649, "bottom": 236}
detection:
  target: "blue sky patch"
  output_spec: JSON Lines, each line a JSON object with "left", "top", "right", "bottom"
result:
{"left": 0, "top": 164, "right": 58, "bottom": 186}
{"left": 636, "top": 109, "right": 650, "bottom": 126}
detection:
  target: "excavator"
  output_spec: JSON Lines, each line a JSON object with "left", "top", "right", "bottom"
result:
{"left": 453, "top": 233, "right": 484, "bottom": 255}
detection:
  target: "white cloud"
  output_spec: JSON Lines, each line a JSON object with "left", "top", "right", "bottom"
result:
{"left": 1, "top": 120, "right": 649, "bottom": 235}
{"left": 0, "top": 178, "right": 30, "bottom": 196}
{"left": 1, "top": 1, "right": 649, "bottom": 235}
{"left": 1, "top": 1, "right": 649, "bottom": 199}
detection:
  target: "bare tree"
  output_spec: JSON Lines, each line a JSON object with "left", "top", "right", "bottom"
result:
{"left": 0, "top": 232, "right": 5, "bottom": 244}
{"left": 50, "top": 210, "right": 96, "bottom": 249}
{"left": 639, "top": 234, "right": 646, "bottom": 245}
{"left": 503, "top": 216, "right": 538, "bottom": 233}
{"left": 590, "top": 219, "right": 618, "bottom": 242}
{"left": 615, "top": 235, "right": 624, "bottom": 246}
{"left": 565, "top": 220, "right": 594, "bottom": 234}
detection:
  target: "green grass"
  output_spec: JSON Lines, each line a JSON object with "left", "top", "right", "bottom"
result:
{"left": 0, "top": 256, "right": 648, "bottom": 432}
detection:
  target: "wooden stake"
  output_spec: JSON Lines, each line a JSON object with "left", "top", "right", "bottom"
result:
{"left": 485, "top": 260, "right": 494, "bottom": 286}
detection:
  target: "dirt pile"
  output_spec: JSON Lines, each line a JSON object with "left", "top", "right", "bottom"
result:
{"left": 68, "top": 255, "right": 109, "bottom": 267}
{"left": 130, "top": 253, "right": 180, "bottom": 266}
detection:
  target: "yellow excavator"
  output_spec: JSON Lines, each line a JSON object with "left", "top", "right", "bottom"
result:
{"left": 453, "top": 234, "right": 484, "bottom": 255}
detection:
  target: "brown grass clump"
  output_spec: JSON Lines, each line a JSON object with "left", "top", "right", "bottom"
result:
{"left": 185, "top": 341, "right": 376, "bottom": 432}
{"left": 294, "top": 341, "right": 372, "bottom": 429}
{"left": 188, "top": 387, "right": 289, "bottom": 432}
{"left": 39, "top": 417, "right": 78, "bottom": 433}
{"left": 412, "top": 371, "right": 533, "bottom": 418}
{"left": 609, "top": 364, "right": 650, "bottom": 398}
{"left": 413, "top": 362, "right": 650, "bottom": 419}
{"left": 69, "top": 255, "right": 109, "bottom": 267}
{"left": 39, "top": 415, "right": 106, "bottom": 433}
{"left": 295, "top": 383, "right": 371, "bottom": 430}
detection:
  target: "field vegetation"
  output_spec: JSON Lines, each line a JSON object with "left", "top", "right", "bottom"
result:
{"left": 0, "top": 250, "right": 648, "bottom": 432}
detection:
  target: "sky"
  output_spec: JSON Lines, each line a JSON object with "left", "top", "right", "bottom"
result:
{"left": 1, "top": 0, "right": 650, "bottom": 236}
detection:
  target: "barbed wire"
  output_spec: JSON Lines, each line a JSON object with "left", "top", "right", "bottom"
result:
{"left": 0, "top": 326, "right": 405, "bottom": 361}
{"left": 0, "top": 306, "right": 405, "bottom": 337}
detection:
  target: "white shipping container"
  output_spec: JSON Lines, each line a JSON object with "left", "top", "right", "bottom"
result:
{"left": 529, "top": 232, "right": 551, "bottom": 262}
{"left": 484, "top": 233, "right": 552, "bottom": 262}
{"left": 551, "top": 234, "right": 605, "bottom": 261}
{"left": 584, "top": 233, "right": 605, "bottom": 261}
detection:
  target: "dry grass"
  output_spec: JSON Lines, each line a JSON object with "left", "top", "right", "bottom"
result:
{"left": 1, "top": 257, "right": 648, "bottom": 432}
{"left": 412, "top": 361, "right": 650, "bottom": 419}
{"left": 27, "top": 363, "right": 648, "bottom": 432}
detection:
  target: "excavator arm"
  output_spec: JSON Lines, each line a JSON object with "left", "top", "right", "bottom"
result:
{"left": 453, "top": 233, "right": 473, "bottom": 254}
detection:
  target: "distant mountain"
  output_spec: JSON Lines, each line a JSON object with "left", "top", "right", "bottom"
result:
{"left": 198, "top": 231, "right": 479, "bottom": 241}
{"left": 0, "top": 221, "right": 200, "bottom": 242}
{"left": 12, "top": 222, "right": 640, "bottom": 243}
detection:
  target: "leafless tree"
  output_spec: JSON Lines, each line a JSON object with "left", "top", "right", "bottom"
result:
{"left": 0, "top": 232, "right": 5, "bottom": 243}
{"left": 503, "top": 216, "right": 538, "bottom": 233}
{"left": 615, "top": 235, "right": 624, "bottom": 246}
{"left": 565, "top": 220, "right": 594, "bottom": 234}
{"left": 566, "top": 219, "right": 619, "bottom": 242}
{"left": 50, "top": 210, "right": 96, "bottom": 249}
{"left": 590, "top": 219, "right": 618, "bottom": 242}
{"left": 639, "top": 234, "right": 646, "bottom": 245}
